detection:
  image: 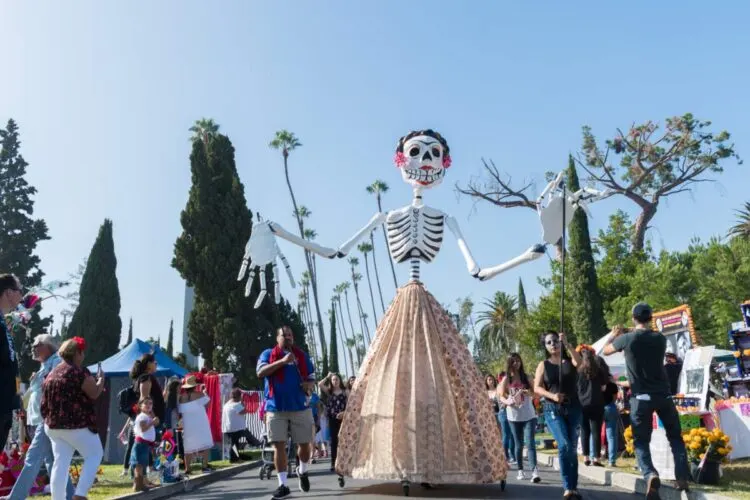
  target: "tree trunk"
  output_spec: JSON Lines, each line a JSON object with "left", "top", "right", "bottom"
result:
{"left": 377, "top": 196, "right": 399, "bottom": 288}
{"left": 343, "top": 290, "right": 357, "bottom": 347}
{"left": 299, "top": 303, "right": 318, "bottom": 364}
{"left": 282, "top": 155, "right": 328, "bottom": 371}
{"left": 363, "top": 253, "right": 378, "bottom": 326}
{"left": 370, "top": 232, "right": 386, "bottom": 314}
{"left": 336, "top": 298, "right": 351, "bottom": 375}
{"left": 633, "top": 201, "right": 657, "bottom": 253}
{"left": 334, "top": 301, "right": 349, "bottom": 377}
{"left": 337, "top": 299, "right": 357, "bottom": 373}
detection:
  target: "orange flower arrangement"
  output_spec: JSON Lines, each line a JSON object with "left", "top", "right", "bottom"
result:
{"left": 575, "top": 344, "right": 595, "bottom": 353}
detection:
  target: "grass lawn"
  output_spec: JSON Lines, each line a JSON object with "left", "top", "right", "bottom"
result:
{"left": 33, "top": 450, "right": 261, "bottom": 500}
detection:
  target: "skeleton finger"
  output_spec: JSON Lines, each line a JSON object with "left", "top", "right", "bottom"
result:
{"left": 244, "top": 268, "right": 257, "bottom": 297}
{"left": 237, "top": 240, "right": 252, "bottom": 281}
{"left": 277, "top": 247, "right": 295, "bottom": 288}
{"left": 273, "top": 261, "right": 281, "bottom": 304}
{"left": 254, "top": 268, "right": 267, "bottom": 309}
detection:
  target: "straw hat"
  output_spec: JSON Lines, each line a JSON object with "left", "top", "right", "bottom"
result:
{"left": 181, "top": 375, "right": 198, "bottom": 389}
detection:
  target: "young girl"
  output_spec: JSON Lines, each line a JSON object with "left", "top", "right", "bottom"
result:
{"left": 500, "top": 354, "right": 540, "bottom": 483}
{"left": 131, "top": 397, "right": 159, "bottom": 492}
{"left": 318, "top": 373, "right": 347, "bottom": 472}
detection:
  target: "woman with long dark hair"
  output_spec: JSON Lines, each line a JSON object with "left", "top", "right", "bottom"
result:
{"left": 533, "top": 331, "right": 582, "bottom": 499}
{"left": 576, "top": 348, "right": 608, "bottom": 467}
{"left": 499, "top": 354, "right": 540, "bottom": 483}
{"left": 486, "top": 374, "right": 515, "bottom": 464}
{"left": 318, "top": 373, "right": 347, "bottom": 472}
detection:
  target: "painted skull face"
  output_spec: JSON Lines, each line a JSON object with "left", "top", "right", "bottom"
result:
{"left": 397, "top": 134, "right": 450, "bottom": 189}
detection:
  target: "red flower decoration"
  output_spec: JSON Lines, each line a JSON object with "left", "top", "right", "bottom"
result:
{"left": 72, "top": 336, "right": 86, "bottom": 351}
{"left": 22, "top": 294, "right": 40, "bottom": 310}
{"left": 393, "top": 152, "right": 408, "bottom": 168}
{"left": 442, "top": 155, "right": 452, "bottom": 168}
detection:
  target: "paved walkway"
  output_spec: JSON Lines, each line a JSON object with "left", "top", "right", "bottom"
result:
{"left": 174, "top": 460, "right": 637, "bottom": 499}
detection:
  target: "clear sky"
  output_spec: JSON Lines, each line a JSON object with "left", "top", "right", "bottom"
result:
{"left": 1, "top": 2, "right": 748, "bottom": 357}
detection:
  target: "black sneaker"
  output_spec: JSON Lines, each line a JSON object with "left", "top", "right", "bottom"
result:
{"left": 271, "top": 484, "right": 291, "bottom": 499}
{"left": 296, "top": 467, "right": 310, "bottom": 492}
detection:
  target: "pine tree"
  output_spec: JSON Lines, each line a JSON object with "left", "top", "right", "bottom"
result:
{"left": 328, "top": 306, "right": 339, "bottom": 375}
{"left": 517, "top": 278, "right": 528, "bottom": 315}
{"left": 166, "top": 319, "right": 174, "bottom": 356}
{"left": 172, "top": 121, "right": 257, "bottom": 372}
{"left": 67, "top": 219, "right": 122, "bottom": 365}
{"left": 126, "top": 318, "right": 133, "bottom": 345}
{"left": 566, "top": 155, "right": 607, "bottom": 343}
{"left": 0, "top": 119, "right": 52, "bottom": 381}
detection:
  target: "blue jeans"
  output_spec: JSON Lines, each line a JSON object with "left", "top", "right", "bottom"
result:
{"left": 509, "top": 418, "right": 537, "bottom": 470}
{"left": 497, "top": 408, "right": 515, "bottom": 460}
{"left": 544, "top": 402, "right": 582, "bottom": 491}
{"left": 8, "top": 424, "right": 74, "bottom": 500}
{"left": 630, "top": 395, "right": 690, "bottom": 482}
{"left": 603, "top": 403, "right": 619, "bottom": 464}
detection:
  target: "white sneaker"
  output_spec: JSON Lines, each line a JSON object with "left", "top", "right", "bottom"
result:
{"left": 517, "top": 470, "right": 527, "bottom": 481}
{"left": 531, "top": 467, "right": 541, "bottom": 483}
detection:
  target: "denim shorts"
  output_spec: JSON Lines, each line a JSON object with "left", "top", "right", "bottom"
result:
{"left": 130, "top": 441, "right": 151, "bottom": 468}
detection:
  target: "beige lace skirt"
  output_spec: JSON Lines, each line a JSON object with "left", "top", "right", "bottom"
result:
{"left": 335, "top": 281, "right": 507, "bottom": 483}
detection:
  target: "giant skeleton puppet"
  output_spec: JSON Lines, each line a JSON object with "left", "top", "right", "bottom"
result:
{"left": 238, "top": 130, "right": 609, "bottom": 489}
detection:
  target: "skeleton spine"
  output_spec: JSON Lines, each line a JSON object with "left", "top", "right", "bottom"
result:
{"left": 409, "top": 257, "right": 420, "bottom": 281}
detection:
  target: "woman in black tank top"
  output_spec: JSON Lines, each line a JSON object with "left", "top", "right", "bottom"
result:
{"left": 533, "top": 331, "right": 583, "bottom": 500}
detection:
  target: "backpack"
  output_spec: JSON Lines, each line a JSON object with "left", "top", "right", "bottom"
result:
{"left": 118, "top": 385, "right": 139, "bottom": 418}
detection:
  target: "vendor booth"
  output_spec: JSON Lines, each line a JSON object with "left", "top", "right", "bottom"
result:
{"left": 90, "top": 340, "right": 187, "bottom": 464}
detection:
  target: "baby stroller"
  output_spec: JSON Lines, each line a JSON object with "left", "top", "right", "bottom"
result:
{"left": 258, "top": 433, "right": 297, "bottom": 480}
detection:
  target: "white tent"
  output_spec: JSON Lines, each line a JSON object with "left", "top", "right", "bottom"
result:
{"left": 591, "top": 334, "right": 627, "bottom": 379}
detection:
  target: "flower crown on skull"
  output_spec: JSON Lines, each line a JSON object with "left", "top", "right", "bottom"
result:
{"left": 393, "top": 129, "right": 452, "bottom": 189}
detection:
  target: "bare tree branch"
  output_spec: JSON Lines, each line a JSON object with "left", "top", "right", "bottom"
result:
{"left": 455, "top": 158, "right": 537, "bottom": 210}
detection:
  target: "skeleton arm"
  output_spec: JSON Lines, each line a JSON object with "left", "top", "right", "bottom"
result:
{"left": 238, "top": 213, "right": 387, "bottom": 308}
{"left": 444, "top": 215, "right": 545, "bottom": 281}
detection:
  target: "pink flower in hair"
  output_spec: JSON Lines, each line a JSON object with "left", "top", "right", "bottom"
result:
{"left": 442, "top": 155, "right": 452, "bottom": 168}
{"left": 393, "top": 151, "right": 408, "bottom": 168}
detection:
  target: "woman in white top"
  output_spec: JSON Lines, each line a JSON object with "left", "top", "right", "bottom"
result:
{"left": 499, "top": 353, "right": 540, "bottom": 484}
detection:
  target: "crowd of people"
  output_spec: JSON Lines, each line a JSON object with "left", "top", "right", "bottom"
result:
{"left": 0, "top": 269, "right": 697, "bottom": 500}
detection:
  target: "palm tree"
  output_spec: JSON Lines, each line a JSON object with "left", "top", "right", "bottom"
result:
{"left": 729, "top": 202, "right": 750, "bottom": 239}
{"left": 357, "top": 242, "right": 379, "bottom": 326}
{"left": 354, "top": 333, "right": 367, "bottom": 362}
{"left": 339, "top": 282, "right": 357, "bottom": 346}
{"left": 298, "top": 292, "right": 318, "bottom": 364}
{"left": 476, "top": 292, "right": 518, "bottom": 358}
{"left": 331, "top": 297, "right": 349, "bottom": 377}
{"left": 189, "top": 118, "right": 219, "bottom": 146}
{"left": 334, "top": 285, "right": 357, "bottom": 375}
{"left": 304, "top": 228, "right": 318, "bottom": 278}
{"left": 270, "top": 130, "right": 328, "bottom": 371}
{"left": 348, "top": 257, "right": 372, "bottom": 344}
{"left": 369, "top": 230, "right": 386, "bottom": 314}
{"left": 367, "top": 180, "right": 399, "bottom": 288}
{"left": 345, "top": 338, "right": 359, "bottom": 371}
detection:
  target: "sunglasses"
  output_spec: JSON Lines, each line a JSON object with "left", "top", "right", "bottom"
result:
{"left": 545, "top": 339, "right": 560, "bottom": 346}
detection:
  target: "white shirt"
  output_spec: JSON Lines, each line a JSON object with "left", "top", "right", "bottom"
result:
{"left": 506, "top": 384, "right": 537, "bottom": 422}
{"left": 222, "top": 400, "right": 246, "bottom": 433}
{"left": 134, "top": 412, "right": 156, "bottom": 442}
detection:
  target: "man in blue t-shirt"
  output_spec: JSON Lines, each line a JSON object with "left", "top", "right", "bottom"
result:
{"left": 256, "top": 326, "right": 316, "bottom": 499}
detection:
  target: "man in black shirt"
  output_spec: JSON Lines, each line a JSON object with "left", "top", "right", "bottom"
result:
{"left": 603, "top": 302, "right": 690, "bottom": 499}
{"left": 0, "top": 274, "right": 24, "bottom": 450}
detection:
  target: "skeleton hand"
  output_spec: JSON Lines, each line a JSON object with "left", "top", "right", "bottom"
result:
{"left": 536, "top": 171, "right": 612, "bottom": 245}
{"left": 237, "top": 221, "right": 295, "bottom": 308}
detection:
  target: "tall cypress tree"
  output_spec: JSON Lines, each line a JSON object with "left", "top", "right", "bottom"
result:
{"left": 566, "top": 155, "right": 607, "bottom": 343}
{"left": 328, "top": 307, "right": 339, "bottom": 375}
{"left": 67, "top": 219, "right": 122, "bottom": 365}
{"left": 517, "top": 278, "right": 528, "bottom": 315}
{"left": 126, "top": 317, "right": 133, "bottom": 345}
{"left": 166, "top": 319, "right": 174, "bottom": 356}
{"left": 0, "top": 119, "right": 52, "bottom": 381}
{"left": 172, "top": 120, "right": 255, "bottom": 372}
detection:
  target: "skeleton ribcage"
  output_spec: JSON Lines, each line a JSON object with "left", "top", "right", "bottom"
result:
{"left": 386, "top": 205, "right": 445, "bottom": 263}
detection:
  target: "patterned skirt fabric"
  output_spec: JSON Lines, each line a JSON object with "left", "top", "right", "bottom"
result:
{"left": 335, "top": 281, "right": 507, "bottom": 483}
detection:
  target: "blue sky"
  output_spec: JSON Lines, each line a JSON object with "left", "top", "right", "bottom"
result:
{"left": 1, "top": 2, "right": 748, "bottom": 357}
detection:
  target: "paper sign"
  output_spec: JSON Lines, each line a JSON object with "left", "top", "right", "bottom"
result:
{"left": 741, "top": 403, "right": 750, "bottom": 417}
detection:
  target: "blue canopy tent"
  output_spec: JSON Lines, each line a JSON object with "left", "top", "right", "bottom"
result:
{"left": 92, "top": 339, "right": 188, "bottom": 463}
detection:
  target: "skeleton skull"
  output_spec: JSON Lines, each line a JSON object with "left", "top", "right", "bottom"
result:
{"left": 397, "top": 133, "right": 450, "bottom": 189}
